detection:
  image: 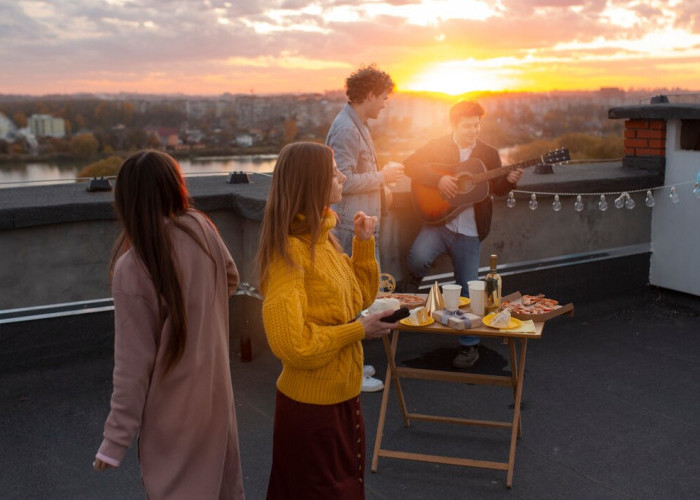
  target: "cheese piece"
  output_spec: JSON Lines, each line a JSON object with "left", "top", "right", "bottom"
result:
{"left": 490, "top": 309, "right": 511, "bottom": 328}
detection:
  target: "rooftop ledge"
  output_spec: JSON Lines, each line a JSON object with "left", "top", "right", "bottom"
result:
{"left": 0, "top": 160, "right": 662, "bottom": 230}
{"left": 609, "top": 102, "right": 700, "bottom": 120}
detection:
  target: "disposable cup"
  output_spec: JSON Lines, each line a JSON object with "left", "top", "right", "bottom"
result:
{"left": 467, "top": 280, "right": 486, "bottom": 316}
{"left": 442, "top": 284, "right": 462, "bottom": 311}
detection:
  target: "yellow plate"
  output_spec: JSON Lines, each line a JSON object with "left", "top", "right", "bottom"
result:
{"left": 459, "top": 296, "right": 470, "bottom": 306}
{"left": 400, "top": 316, "right": 435, "bottom": 327}
{"left": 482, "top": 313, "right": 523, "bottom": 330}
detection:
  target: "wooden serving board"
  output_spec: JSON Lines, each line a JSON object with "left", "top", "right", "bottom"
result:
{"left": 501, "top": 291, "right": 574, "bottom": 321}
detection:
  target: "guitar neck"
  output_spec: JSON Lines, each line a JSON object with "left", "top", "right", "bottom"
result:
{"left": 471, "top": 158, "right": 542, "bottom": 184}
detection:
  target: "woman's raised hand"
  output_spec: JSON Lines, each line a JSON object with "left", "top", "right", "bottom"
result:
{"left": 353, "top": 211, "right": 377, "bottom": 241}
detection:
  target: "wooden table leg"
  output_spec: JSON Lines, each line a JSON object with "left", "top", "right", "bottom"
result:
{"left": 387, "top": 331, "right": 410, "bottom": 427}
{"left": 506, "top": 338, "right": 528, "bottom": 488}
{"left": 508, "top": 339, "right": 523, "bottom": 438}
{"left": 371, "top": 335, "right": 392, "bottom": 472}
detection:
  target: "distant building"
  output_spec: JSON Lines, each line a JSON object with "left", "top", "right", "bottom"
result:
{"left": 235, "top": 133, "right": 254, "bottom": 147}
{"left": 597, "top": 87, "right": 626, "bottom": 101}
{"left": 144, "top": 126, "right": 179, "bottom": 149}
{"left": 0, "top": 112, "right": 16, "bottom": 139}
{"left": 28, "top": 114, "right": 65, "bottom": 138}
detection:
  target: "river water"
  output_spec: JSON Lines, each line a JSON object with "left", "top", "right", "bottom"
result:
{"left": 0, "top": 155, "right": 278, "bottom": 189}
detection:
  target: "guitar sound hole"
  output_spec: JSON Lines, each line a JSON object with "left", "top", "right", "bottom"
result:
{"left": 457, "top": 177, "right": 474, "bottom": 194}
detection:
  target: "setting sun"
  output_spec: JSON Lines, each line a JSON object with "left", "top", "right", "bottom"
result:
{"left": 402, "top": 59, "right": 516, "bottom": 95}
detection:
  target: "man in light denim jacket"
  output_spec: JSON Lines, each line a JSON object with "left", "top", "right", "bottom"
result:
{"left": 326, "top": 64, "right": 404, "bottom": 393}
{"left": 326, "top": 65, "right": 404, "bottom": 255}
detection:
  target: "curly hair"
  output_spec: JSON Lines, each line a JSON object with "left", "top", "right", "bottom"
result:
{"left": 345, "top": 64, "right": 395, "bottom": 104}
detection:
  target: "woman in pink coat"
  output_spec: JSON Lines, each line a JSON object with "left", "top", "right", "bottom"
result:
{"left": 93, "top": 151, "right": 245, "bottom": 500}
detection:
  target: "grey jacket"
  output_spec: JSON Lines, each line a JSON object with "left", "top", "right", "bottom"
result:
{"left": 326, "top": 104, "right": 384, "bottom": 237}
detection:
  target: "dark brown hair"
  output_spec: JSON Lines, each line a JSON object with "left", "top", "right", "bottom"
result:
{"left": 110, "top": 150, "right": 215, "bottom": 375}
{"left": 345, "top": 64, "right": 395, "bottom": 104}
{"left": 449, "top": 100, "right": 486, "bottom": 127}
{"left": 257, "top": 142, "right": 339, "bottom": 289}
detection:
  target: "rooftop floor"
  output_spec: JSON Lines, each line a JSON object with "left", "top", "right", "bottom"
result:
{"left": 2, "top": 287, "right": 699, "bottom": 499}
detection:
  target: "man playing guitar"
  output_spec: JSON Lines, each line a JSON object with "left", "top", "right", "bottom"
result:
{"left": 403, "top": 100, "right": 523, "bottom": 368}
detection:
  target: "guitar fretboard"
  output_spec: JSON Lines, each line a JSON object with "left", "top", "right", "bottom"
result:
{"left": 469, "top": 158, "right": 543, "bottom": 184}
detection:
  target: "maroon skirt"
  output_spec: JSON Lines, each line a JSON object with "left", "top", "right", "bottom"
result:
{"left": 266, "top": 390, "right": 365, "bottom": 500}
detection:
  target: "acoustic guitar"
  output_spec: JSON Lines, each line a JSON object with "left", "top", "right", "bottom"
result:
{"left": 411, "top": 148, "right": 570, "bottom": 224}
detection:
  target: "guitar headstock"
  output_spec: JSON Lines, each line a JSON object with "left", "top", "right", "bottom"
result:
{"left": 541, "top": 148, "right": 571, "bottom": 165}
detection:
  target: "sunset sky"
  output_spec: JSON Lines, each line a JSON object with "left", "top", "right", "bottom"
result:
{"left": 2, "top": 0, "right": 700, "bottom": 96}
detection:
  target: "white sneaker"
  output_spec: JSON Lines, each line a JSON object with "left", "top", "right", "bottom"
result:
{"left": 362, "top": 375, "right": 384, "bottom": 392}
{"left": 363, "top": 365, "right": 376, "bottom": 377}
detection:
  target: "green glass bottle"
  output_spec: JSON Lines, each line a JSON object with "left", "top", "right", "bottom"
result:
{"left": 484, "top": 254, "right": 502, "bottom": 314}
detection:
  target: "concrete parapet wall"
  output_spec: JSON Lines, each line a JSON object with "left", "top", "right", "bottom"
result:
{"left": 1, "top": 162, "right": 658, "bottom": 313}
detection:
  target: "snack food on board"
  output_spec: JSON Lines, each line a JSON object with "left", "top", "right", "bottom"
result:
{"left": 368, "top": 297, "right": 400, "bottom": 314}
{"left": 378, "top": 293, "right": 426, "bottom": 309}
{"left": 502, "top": 294, "right": 559, "bottom": 315}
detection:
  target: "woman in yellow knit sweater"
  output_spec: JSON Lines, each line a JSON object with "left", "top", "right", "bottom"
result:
{"left": 258, "top": 142, "right": 399, "bottom": 499}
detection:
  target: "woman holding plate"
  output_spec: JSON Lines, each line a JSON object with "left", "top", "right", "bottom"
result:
{"left": 257, "top": 142, "right": 399, "bottom": 499}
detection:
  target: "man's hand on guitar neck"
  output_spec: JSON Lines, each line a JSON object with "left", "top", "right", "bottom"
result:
{"left": 506, "top": 168, "right": 524, "bottom": 184}
{"left": 438, "top": 175, "right": 459, "bottom": 200}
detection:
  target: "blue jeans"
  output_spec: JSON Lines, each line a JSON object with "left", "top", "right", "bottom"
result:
{"left": 406, "top": 225, "right": 481, "bottom": 347}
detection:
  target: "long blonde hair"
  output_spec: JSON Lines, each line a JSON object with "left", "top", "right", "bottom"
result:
{"left": 257, "top": 142, "right": 339, "bottom": 288}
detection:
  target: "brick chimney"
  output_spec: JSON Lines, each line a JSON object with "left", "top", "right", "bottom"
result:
{"left": 623, "top": 119, "right": 666, "bottom": 158}
{"left": 608, "top": 96, "right": 673, "bottom": 173}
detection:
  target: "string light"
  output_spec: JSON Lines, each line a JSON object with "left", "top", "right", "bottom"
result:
{"left": 506, "top": 179, "right": 699, "bottom": 212}
{"left": 529, "top": 193, "right": 538, "bottom": 210}
{"left": 507, "top": 191, "right": 516, "bottom": 208}
{"left": 645, "top": 190, "right": 655, "bottom": 207}
{"left": 670, "top": 186, "right": 680, "bottom": 203}
{"left": 614, "top": 193, "right": 625, "bottom": 209}
{"left": 552, "top": 194, "right": 562, "bottom": 211}
{"left": 598, "top": 194, "right": 608, "bottom": 211}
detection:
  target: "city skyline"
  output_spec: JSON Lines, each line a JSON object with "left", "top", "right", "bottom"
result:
{"left": 2, "top": 0, "right": 700, "bottom": 97}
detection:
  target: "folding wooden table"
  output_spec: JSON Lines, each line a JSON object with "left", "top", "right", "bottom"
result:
{"left": 370, "top": 315, "right": 545, "bottom": 488}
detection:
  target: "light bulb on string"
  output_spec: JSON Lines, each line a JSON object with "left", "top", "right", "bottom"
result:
{"left": 670, "top": 186, "right": 680, "bottom": 204}
{"left": 645, "top": 190, "right": 655, "bottom": 207}
{"left": 507, "top": 191, "right": 516, "bottom": 208}
{"left": 574, "top": 195, "right": 584, "bottom": 212}
{"left": 552, "top": 194, "right": 562, "bottom": 212}
{"left": 598, "top": 194, "right": 608, "bottom": 211}
{"left": 529, "top": 193, "right": 538, "bottom": 210}
{"left": 625, "top": 192, "right": 635, "bottom": 209}
{"left": 614, "top": 193, "right": 625, "bottom": 209}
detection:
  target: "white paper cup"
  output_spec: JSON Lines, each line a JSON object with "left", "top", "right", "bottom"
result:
{"left": 467, "top": 280, "right": 486, "bottom": 316}
{"left": 442, "top": 284, "right": 462, "bottom": 311}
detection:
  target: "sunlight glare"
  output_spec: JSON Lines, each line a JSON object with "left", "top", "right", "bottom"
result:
{"left": 404, "top": 60, "right": 514, "bottom": 95}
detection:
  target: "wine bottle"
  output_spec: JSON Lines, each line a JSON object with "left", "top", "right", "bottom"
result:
{"left": 484, "top": 254, "right": 502, "bottom": 314}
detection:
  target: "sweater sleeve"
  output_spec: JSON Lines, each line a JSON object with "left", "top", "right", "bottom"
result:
{"left": 262, "top": 252, "right": 366, "bottom": 371}
{"left": 97, "top": 286, "right": 159, "bottom": 465}
{"left": 352, "top": 236, "right": 380, "bottom": 310}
